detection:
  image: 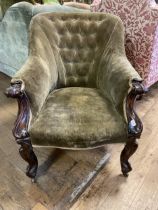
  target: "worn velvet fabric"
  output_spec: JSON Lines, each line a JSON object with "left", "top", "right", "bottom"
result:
{"left": 30, "top": 87, "right": 127, "bottom": 148}
{"left": 12, "top": 12, "right": 142, "bottom": 148}
{"left": 0, "top": 2, "right": 89, "bottom": 76}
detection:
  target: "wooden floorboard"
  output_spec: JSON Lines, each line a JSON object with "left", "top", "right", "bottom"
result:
{"left": 71, "top": 83, "right": 158, "bottom": 210}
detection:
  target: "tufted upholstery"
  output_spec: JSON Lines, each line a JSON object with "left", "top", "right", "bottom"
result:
{"left": 0, "top": 2, "right": 89, "bottom": 76}
{"left": 12, "top": 12, "right": 142, "bottom": 148}
{"left": 25, "top": 12, "right": 131, "bottom": 90}
{"left": 43, "top": 13, "right": 118, "bottom": 88}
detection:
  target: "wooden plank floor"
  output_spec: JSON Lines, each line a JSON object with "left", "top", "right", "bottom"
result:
{"left": 71, "top": 83, "right": 158, "bottom": 210}
{"left": 1, "top": 72, "right": 158, "bottom": 210}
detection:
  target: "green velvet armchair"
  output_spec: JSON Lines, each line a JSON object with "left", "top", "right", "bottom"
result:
{"left": 6, "top": 12, "right": 145, "bottom": 181}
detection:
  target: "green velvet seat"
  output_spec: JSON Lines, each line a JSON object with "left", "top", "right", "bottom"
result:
{"left": 0, "top": 1, "right": 89, "bottom": 76}
{"left": 7, "top": 12, "right": 145, "bottom": 179}
{"left": 30, "top": 87, "right": 127, "bottom": 148}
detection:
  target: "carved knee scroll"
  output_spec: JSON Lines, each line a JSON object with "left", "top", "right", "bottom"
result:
{"left": 121, "top": 80, "right": 146, "bottom": 177}
{"left": 5, "top": 81, "right": 38, "bottom": 179}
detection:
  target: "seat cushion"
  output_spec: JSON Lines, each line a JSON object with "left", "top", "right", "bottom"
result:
{"left": 30, "top": 87, "right": 128, "bottom": 149}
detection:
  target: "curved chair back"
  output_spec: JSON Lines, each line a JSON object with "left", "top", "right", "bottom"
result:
{"left": 28, "top": 12, "right": 125, "bottom": 88}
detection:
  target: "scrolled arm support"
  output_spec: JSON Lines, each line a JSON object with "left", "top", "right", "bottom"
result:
{"left": 5, "top": 81, "right": 38, "bottom": 180}
{"left": 126, "top": 79, "right": 147, "bottom": 138}
{"left": 120, "top": 79, "right": 147, "bottom": 177}
{"left": 5, "top": 81, "right": 31, "bottom": 142}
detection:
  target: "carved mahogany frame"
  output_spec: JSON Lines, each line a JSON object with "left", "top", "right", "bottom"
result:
{"left": 5, "top": 79, "right": 145, "bottom": 179}
{"left": 120, "top": 79, "right": 146, "bottom": 176}
{"left": 5, "top": 81, "right": 38, "bottom": 181}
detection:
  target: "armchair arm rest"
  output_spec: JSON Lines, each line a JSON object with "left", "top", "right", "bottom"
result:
{"left": 98, "top": 54, "right": 146, "bottom": 137}
{"left": 5, "top": 55, "right": 58, "bottom": 143}
{"left": 10, "top": 56, "right": 58, "bottom": 118}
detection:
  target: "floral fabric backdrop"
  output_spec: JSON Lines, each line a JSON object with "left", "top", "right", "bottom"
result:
{"left": 91, "top": 0, "right": 158, "bottom": 87}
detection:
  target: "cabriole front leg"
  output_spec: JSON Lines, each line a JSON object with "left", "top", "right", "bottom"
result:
{"left": 5, "top": 81, "right": 38, "bottom": 181}
{"left": 120, "top": 138, "right": 138, "bottom": 177}
{"left": 18, "top": 138, "right": 38, "bottom": 180}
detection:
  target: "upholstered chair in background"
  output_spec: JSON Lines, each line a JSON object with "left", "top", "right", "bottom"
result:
{"left": 0, "top": 1, "right": 89, "bottom": 76}
{"left": 6, "top": 12, "right": 145, "bottom": 181}
{"left": 91, "top": 0, "right": 158, "bottom": 88}
{"left": 0, "top": 0, "right": 59, "bottom": 18}
{"left": 0, "top": 0, "right": 36, "bottom": 18}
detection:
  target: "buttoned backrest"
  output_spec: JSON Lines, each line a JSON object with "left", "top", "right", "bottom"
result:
{"left": 32, "top": 13, "right": 122, "bottom": 88}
